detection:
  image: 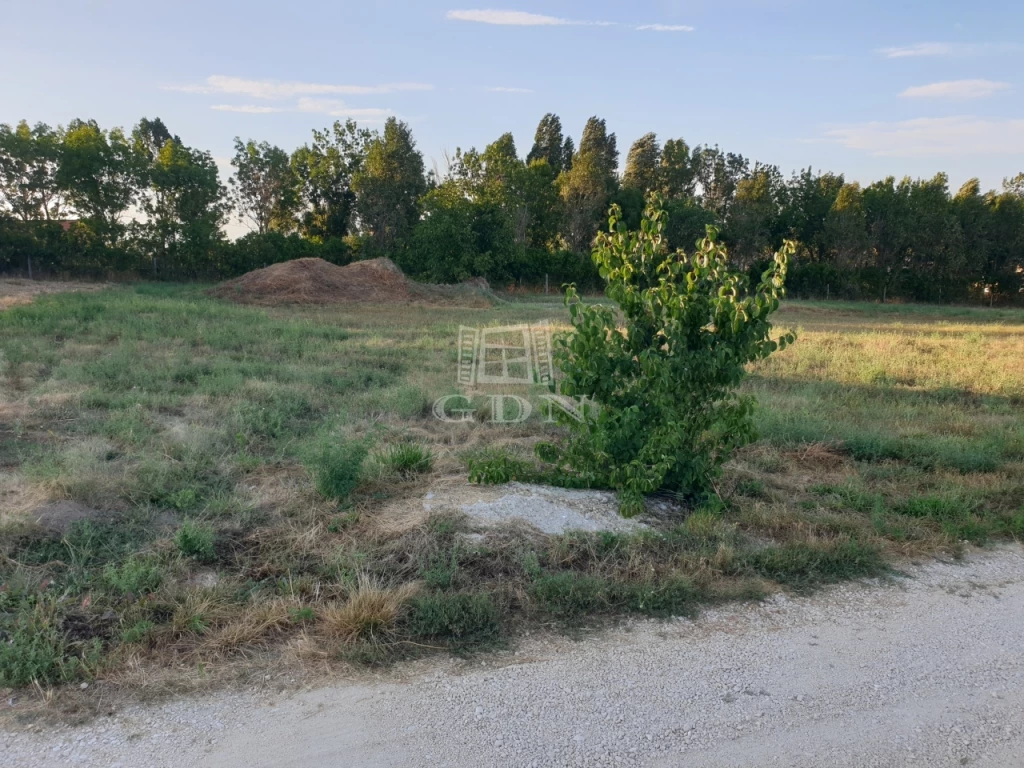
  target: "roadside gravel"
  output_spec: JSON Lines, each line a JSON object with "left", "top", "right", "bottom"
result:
{"left": 3, "top": 546, "right": 1023, "bottom": 768}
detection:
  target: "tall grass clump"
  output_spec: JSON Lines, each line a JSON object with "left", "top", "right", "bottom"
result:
{"left": 308, "top": 438, "right": 368, "bottom": 501}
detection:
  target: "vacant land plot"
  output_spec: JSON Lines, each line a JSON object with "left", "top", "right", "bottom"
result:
{"left": 1, "top": 285, "right": 1022, "bottom": 700}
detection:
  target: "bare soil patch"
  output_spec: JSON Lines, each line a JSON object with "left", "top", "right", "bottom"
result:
{"left": 0, "top": 278, "right": 107, "bottom": 310}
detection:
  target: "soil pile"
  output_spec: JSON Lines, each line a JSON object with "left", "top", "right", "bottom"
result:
{"left": 208, "top": 258, "right": 497, "bottom": 307}
{"left": 208, "top": 258, "right": 411, "bottom": 306}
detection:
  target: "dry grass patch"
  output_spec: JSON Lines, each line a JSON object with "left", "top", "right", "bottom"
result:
{"left": 320, "top": 576, "right": 420, "bottom": 645}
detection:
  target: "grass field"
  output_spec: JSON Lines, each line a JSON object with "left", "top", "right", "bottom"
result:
{"left": 1, "top": 285, "right": 1023, "bottom": 693}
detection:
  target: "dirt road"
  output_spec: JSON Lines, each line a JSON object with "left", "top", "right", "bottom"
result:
{"left": 4, "top": 547, "right": 1024, "bottom": 768}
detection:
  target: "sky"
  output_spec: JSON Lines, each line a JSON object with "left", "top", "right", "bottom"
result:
{"left": 4, "top": 0, "right": 1024, "bottom": 237}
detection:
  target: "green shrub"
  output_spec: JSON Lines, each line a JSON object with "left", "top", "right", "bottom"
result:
{"left": 120, "top": 620, "right": 155, "bottom": 644}
{"left": 418, "top": 546, "right": 461, "bottom": 590}
{"left": 235, "top": 390, "right": 316, "bottom": 442}
{"left": 529, "top": 572, "right": 701, "bottom": 618}
{"left": 309, "top": 439, "right": 368, "bottom": 501}
{"left": 103, "top": 556, "right": 164, "bottom": 594}
{"left": 175, "top": 521, "right": 216, "bottom": 562}
{"left": 378, "top": 443, "right": 433, "bottom": 477}
{"left": 530, "top": 572, "right": 608, "bottom": 617}
{"left": 620, "top": 577, "right": 700, "bottom": 617}
{"left": 739, "top": 539, "right": 885, "bottom": 589}
{"left": 0, "top": 605, "right": 101, "bottom": 687}
{"left": 405, "top": 593, "right": 501, "bottom": 643}
{"left": 467, "top": 447, "right": 540, "bottom": 485}
{"left": 540, "top": 195, "right": 794, "bottom": 515}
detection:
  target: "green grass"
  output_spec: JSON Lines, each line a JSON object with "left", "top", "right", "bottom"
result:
{"left": 1, "top": 285, "right": 1023, "bottom": 691}
{"left": 375, "top": 443, "right": 434, "bottom": 477}
{"left": 175, "top": 521, "right": 216, "bottom": 562}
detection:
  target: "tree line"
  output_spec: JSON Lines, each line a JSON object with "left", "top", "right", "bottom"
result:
{"left": 1, "top": 113, "right": 1022, "bottom": 303}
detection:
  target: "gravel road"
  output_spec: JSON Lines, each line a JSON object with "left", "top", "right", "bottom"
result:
{"left": 4, "top": 547, "right": 1023, "bottom": 768}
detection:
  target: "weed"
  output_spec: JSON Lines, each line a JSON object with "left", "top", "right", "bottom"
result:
{"left": 418, "top": 546, "right": 461, "bottom": 590}
{"left": 175, "top": 521, "right": 216, "bottom": 562}
{"left": 467, "top": 448, "right": 540, "bottom": 485}
{"left": 377, "top": 443, "right": 433, "bottom": 477}
{"left": 739, "top": 539, "right": 886, "bottom": 590}
{"left": 103, "top": 556, "right": 164, "bottom": 595}
{"left": 405, "top": 593, "right": 501, "bottom": 644}
{"left": 120, "top": 620, "right": 155, "bottom": 644}
{"left": 0, "top": 603, "right": 101, "bottom": 687}
{"left": 308, "top": 439, "right": 368, "bottom": 501}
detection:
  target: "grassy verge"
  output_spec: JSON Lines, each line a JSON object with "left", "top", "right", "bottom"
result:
{"left": 1, "top": 287, "right": 1022, "bottom": 691}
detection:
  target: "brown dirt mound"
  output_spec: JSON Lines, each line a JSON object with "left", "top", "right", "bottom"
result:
{"left": 207, "top": 258, "right": 410, "bottom": 305}
{"left": 208, "top": 258, "right": 497, "bottom": 307}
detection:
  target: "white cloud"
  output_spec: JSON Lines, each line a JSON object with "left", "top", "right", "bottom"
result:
{"left": 878, "top": 42, "right": 959, "bottom": 58}
{"left": 487, "top": 86, "right": 534, "bottom": 93}
{"left": 636, "top": 24, "right": 694, "bottom": 32}
{"left": 901, "top": 79, "right": 1010, "bottom": 99}
{"left": 166, "top": 75, "right": 432, "bottom": 100}
{"left": 445, "top": 9, "right": 613, "bottom": 26}
{"left": 823, "top": 116, "right": 1024, "bottom": 156}
{"left": 208, "top": 99, "right": 392, "bottom": 121}
{"left": 294, "top": 98, "right": 393, "bottom": 119}
{"left": 210, "top": 104, "right": 282, "bottom": 114}
{"left": 877, "top": 41, "right": 1019, "bottom": 58}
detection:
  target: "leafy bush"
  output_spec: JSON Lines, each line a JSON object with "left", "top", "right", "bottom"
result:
{"left": 175, "top": 521, "right": 216, "bottom": 562}
{"left": 540, "top": 194, "right": 795, "bottom": 515}
{"left": 467, "top": 447, "right": 541, "bottom": 485}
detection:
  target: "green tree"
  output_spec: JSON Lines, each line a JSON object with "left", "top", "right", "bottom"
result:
{"left": 903, "top": 173, "right": 965, "bottom": 302}
{"left": 985, "top": 189, "right": 1024, "bottom": 300}
{"left": 863, "top": 177, "right": 911, "bottom": 302}
{"left": 557, "top": 150, "right": 608, "bottom": 253}
{"left": 406, "top": 181, "right": 516, "bottom": 282}
{"left": 291, "top": 119, "right": 372, "bottom": 240}
{"left": 526, "top": 113, "right": 565, "bottom": 174}
{"left": 622, "top": 132, "right": 661, "bottom": 194}
{"left": 542, "top": 195, "right": 794, "bottom": 515}
{"left": 351, "top": 118, "right": 426, "bottom": 253}
{"left": 228, "top": 138, "right": 299, "bottom": 235}
{"left": 823, "top": 182, "right": 869, "bottom": 269}
{"left": 578, "top": 116, "right": 619, "bottom": 192}
{"left": 781, "top": 168, "right": 844, "bottom": 262}
{"left": 561, "top": 136, "right": 575, "bottom": 173}
{"left": 1004, "top": 173, "right": 1024, "bottom": 197}
{"left": 726, "top": 164, "right": 785, "bottom": 267}
{"left": 0, "top": 121, "right": 66, "bottom": 222}
{"left": 659, "top": 138, "right": 695, "bottom": 200}
{"left": 132, "top": 117, "right": 177, "bottom": 162}
{"left": 951, "top": 179, "right": 992, "bottom": 289}
{"left": 59, "top": 119, "right": 142, "bottom": 243}
{"left": 663, "top": 197, "right": 718, "bottom": 253}
{"left": 692, "top": 146, "right": 748, "bottom": 217}
{"left": 136, "top": 132, "right": 227, "bottom": 277}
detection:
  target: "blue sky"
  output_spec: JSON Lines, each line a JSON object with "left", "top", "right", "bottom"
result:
{"left": 4, "top": 0, "right": 1023, "bottom": 235}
